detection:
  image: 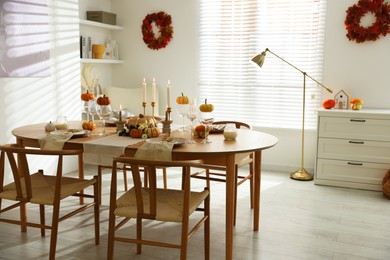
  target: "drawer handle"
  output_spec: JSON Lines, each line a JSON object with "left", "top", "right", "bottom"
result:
{"left": 350, "top": 119, "right": 366, "bottom": 123}
{"left": 348, "top": 162, "right": 363, "bottom": 166}
{"left": 349, "top": 141, "right": 364, "bottom": 144}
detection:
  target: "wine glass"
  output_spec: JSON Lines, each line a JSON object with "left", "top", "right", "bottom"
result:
{"left": 88, "top": 100, "right": 97, "bottom": 124}
{"left": 198, "top": 112, "right": 214, "bottom": 144}
{"left": 96, "top": 104, "right": 112, "bottom": 135}
{"left": 186, "top": 99, "right": 197, "bottom": 143}
{"left": 177, "top": 104, "right": 189, "bottom": 132}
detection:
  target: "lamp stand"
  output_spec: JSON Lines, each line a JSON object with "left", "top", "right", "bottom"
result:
{"left": 252, "top": 48, "right": 332, "bottom": 181}
{"left": 290, "top": 73, "right": 313, "bottom": 181}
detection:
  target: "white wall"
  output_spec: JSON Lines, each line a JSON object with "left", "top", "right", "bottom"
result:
{"left": 0, "top": 0, "right": 81, "bottom": 176}
{"left": 109, "top": 1, "right": 390, "bottom": 174}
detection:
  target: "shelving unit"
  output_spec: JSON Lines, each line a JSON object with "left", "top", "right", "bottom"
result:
{"left": 79, "top": 19, "right": 123, "bottom": 64}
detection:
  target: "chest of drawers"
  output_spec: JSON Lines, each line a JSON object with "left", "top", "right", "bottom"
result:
{"left": 315, "top": 109, "right": 390, "bottom": 190}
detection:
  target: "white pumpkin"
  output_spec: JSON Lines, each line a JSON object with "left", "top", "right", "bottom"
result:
{"left": 45, "top": 121, "right": 56, "bottom": 132}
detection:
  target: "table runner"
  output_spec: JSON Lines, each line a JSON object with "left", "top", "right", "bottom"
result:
{"left": 83, "top": 135, "right": 143, "bottom": 166}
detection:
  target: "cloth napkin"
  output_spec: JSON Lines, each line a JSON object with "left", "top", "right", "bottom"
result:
{"left": 134, "top": 140, "right": 175, "bottom": 161}
{"left": 38, "top": 133, "right": 73, "bottom": 150}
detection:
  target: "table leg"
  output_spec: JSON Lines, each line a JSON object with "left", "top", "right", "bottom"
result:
{"left": 253, "top": 150, "right": 262, "bottom": 231}
{"left": 78, "top": 153, "right": 84, "bottom": 204}
{"left": 225, "top": 154, "right": 235, "bottom": 260}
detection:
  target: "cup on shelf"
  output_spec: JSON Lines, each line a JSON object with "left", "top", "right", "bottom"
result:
{"left": 92, "top": 44, "right": 105, "bottom": 59}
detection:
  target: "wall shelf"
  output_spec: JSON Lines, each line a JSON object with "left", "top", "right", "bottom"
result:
{"left": 79, "top": 19, "right": 123, "bottom": 30}
{"left": 80, "top": 58, "right": 123, "bottom": 64}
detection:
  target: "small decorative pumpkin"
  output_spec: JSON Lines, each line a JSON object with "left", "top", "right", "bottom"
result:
{"left": 322, "top": 99, "right": 335, "bottom": 109}
{"left": 199, "top": 99, "right": 214, "bottom": 112}
{"left": 44, "top": 121, "right": 56, "bottom": 132}
{"left": 350, "top": 98, "right": 364, "bottom": 110}
{"left": 176, "top": 93, "right": 189, "bottom": 104}
{"left": 145, "top": 126, "right": 161, "bottom": 138}
{"left": 96, "top": 95, "right": 111, "bottom": 106}
{"left": 82, "top": 120, "right": 96, "bottom": 131}
{"left": 81, "top": 90, "right": 94, "bottom": 101}
{"left": 130, "top": 128, "right": 144, "bottom": 138}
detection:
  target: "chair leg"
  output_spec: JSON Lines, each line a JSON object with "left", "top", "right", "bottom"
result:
{"left": 49, "top": 201, "right": 61, "bottom": 260}
{"left": 93, "top": 176, "right": 100, "bottom": 245}
{"left": 136, "top": 217, "right": 142, "bottom": 254}
{"left": 39, "top": 204, "right": 45, "bottom": 236}
{"left": 107, "top": 204, "right": 116, "bottom": 260}
{"left": 97, "top": 165, "right": 103, "bottom": 205}
{"left": 20, "top": 202, "right": 27, "bottom": 232}
{"left": 180, "top": 217, "right": 189, "bottom": 260}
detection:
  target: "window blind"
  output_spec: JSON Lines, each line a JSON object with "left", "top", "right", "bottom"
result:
{"left": 198, "top": 0, "right": 327, "bottom": 129}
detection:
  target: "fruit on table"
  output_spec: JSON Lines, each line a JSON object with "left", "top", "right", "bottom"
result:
{"left": 44, "top": 121, "right": 56, "bottom": 132}
{"left": 199, "top": 99, "right": 214, "bottom": 112}
{"left": 82, "top": 120, "right": 96, "bottom": 131}
{"left": 81, "top": 90, "right": 94, "bottom": 101}
{"left": 350, "top": 98, "right": 364, "bottom": 110}
{"left": 176, "top": 93, "right": 189, "bottom": 104}
{"left": 96, "top": 95, "right": 111, "bottom": 105}
{"left": 322, "top": 99, "right": 335, "bottom": 109}
{"left": 130, "top": 128, "right": 144, "bottom": 138}
{"left": 145, "top": 126, "right": 161, "bottom": 138}
{"left": 194, "top": 125, "right": 212, "bottom": 138}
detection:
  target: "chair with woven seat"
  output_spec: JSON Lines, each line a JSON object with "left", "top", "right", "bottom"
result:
{"left": 0, "top": 143, "right": 100, "bottom": 260}
{"left": 191, "top": 120, "right": 253, "bottom": 224}
{"left": 107, "top": 157, "right": 210, "bottom": 260}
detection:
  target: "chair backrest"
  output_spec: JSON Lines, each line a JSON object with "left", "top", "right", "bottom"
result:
{"left": 213, "top": 121, "right": 252, "bottom": 130}
{"left": 103, "top": 86, "right": 160, "bottom": 116}
{"left": 0, "top": 144, "right": 83, "bottom": 201}
{"left": 111, "top": 157, "right": 203, "bottom": 220}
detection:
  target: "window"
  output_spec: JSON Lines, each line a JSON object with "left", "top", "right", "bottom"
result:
{"left": 198, "top": 0, "right": 327, "bottom": 129}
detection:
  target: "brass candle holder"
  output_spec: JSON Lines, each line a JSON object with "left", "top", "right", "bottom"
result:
{"left": 142, "top": 102, "right": 147, "bottom": 115}
{"left": 151, "top": 101, "right": 156, "bottom": 117}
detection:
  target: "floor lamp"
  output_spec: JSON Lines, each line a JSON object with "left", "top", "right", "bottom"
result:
{"left": 251, "top": 48, "right": 333, "bottom": 181}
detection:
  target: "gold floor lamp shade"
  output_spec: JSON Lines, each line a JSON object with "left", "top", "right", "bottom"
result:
{"left": 252, "top": 48, "right": 333, "bottom": 181}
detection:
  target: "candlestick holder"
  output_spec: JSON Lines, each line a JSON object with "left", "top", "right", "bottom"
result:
{"left": 161, "top": 120, "right": 173, "bottom": 134}
{"left": 142, "top": 102, "right": 147, "bottom": 115}
{"left": 165, "top": 107, "right": 172, "bottom": 121}
{"left": 151, "top": 101, "right": 156, "bottom": 117}
{"left": 116, "top": 120, "right": 125, "bottom": 133}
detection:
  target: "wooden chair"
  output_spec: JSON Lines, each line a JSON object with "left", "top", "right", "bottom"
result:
{"left": 191, "top": 120, "right": 253, "bottom": 224}
{"left": 107, "top": 157, "right": 210, "bottom": 260}
{"left": 0, "top": 144, "right": 100, "bottom": 260}
{"left": 97, "top": 165, "right": 167, "bottom": 203}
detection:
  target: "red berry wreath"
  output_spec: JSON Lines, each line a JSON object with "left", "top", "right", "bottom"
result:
{"left": 345, "top": 0, "right": 390, "bottom": 43}
{"left": 141, "top": 11, "right": 174, "bottom": 50}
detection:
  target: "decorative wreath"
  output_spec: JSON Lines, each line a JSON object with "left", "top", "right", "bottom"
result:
{"left": 345, "top": 0, "right": 390, "bottom": 43}
{"left": 141, "top": 11, "right": 174, "bottom": 50}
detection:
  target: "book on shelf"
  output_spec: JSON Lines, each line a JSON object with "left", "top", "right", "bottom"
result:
{"left": 80, "top": 35, "right": 92, "bottom": 59}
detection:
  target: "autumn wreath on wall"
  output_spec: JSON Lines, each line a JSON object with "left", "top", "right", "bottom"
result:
{"left": 141, "top": 11, "right": 174, "bottom": 50}
{"left": 345, "top": 0, "right": 390, "bottom": 43}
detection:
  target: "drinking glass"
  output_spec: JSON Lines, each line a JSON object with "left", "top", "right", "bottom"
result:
{"left": 96, "top": 104, "right": 112, "bottom": 135}
{"left": 177, "top": 104, "right": 189, "bottom": 132}
{"left": 88, "top": 100, "right": 97, "bottom": 124}
{"left": 186, "top": 99, "right": 197, "bottom": 143}
{"left": 199, "top": 112, "right": 214, "bottom": 144}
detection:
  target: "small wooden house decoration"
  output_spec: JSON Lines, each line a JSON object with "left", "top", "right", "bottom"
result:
{"left": 334, "top": 90, "right": 349, "bottom": 109}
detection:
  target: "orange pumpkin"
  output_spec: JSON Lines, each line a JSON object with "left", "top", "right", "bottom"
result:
{"left": 199, "top": 99, "right": 214, "bottom": 112}
{"left": 322, "top": 99, "right": 335, "bottom": 109}
{"left": 81, "top": 90, "right": 94, "bottom": 101}
{"left": 82, "top": 120, "right": 96, "bottom": 131}
{"left": 96, "top": 95, "right": 111, "bottom": 105}
{"left": 130, "top": 128, "right": 144, "bottom": 138}
{"left": 176, "top": 93, "right": 189, "bottom": 104}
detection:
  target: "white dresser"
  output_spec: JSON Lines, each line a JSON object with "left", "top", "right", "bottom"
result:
{"left": 315, "top": 109, "right": 390, "bottom": 191}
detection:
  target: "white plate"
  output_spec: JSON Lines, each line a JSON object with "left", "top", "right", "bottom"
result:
{"left": 51, "top": 129, "right": 88, "bottom": 137}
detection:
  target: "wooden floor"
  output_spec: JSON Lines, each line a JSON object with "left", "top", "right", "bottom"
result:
{"left": 0, "top": 165, "right": 389, "bottom": 260}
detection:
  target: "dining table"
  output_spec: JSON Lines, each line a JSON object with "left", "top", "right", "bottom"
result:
{"left": 12, "top": 121, "right": 278, "bottom": 260}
